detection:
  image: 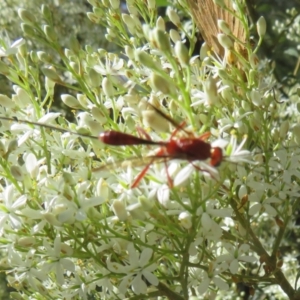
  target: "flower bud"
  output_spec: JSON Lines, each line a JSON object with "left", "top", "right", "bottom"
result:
{"left": 37, "top": 51, "right": 51, "bottom": 63}
{"left": 135, "top": 50, "right": 161, "bottom": 71}
{"left": 152, "top": 28, "right": 171, "bottom": 53}
{"left": 200, "top": 42, "right": 209, "bottom": 60}
{"left": 17, "top": 237, "right": 36, "bottom": 247}
{"left": 7, "top": 139, "right": 18, "bottom": 154}
{"left": 69, "top": 36, "right": 81, "bottom": 54}
{"left": 25, "top": 153, "right": 38, "bottom": 179}
{"left": 204, "top": 77, "right": 219, "bottom": 106}
{"left": 45, "top": 77, "right": 55, "bottom": 93}
{"left": 127, "top": 3, "right": 139, "bottom": 15}
{"left": 179, "top": 212, "right": 192, "bottom": 229}
{"left": 18, "top": 8, "right": 36, "bottom": 24}
{"left": 238, "top": 185, "right": 248, "bottom": 200}
{"left": 217, "top": 33, "right": 233, "bottom": 49}
{"left": 21, "top": 23, "right": 36, "bottom": 37}
{"left": 96, "top": 178, "right": 109, "bottom": 199}
{"left": 292, "top": 124, "right": 300, "bottom": 145}
{"left": 125, "top": 45, "right": 135, "bottom": 60}
{"left": 249, "top": 53, "right": 259, "bottom": 69}
{"left": 249, "top": 89, "right": 262, "bottom": 107}
{"left": 169, "top": 29, "right": 180, "bottom": 43}
{"left": 156, "top": 16, "right": 165, "bottom": 32}
{"left": 166, "top": 7, "right": 181, "bottom": 27}
{"left": 110, "top": 0, "right": 120, "bottom": 9}
{"left": 257, "top": 16, "right": 266, "bottom": 38}
{"left": 88, "top": 68, "right": 101, "bottom": 87}
{"left": 147, "top": 0, "right": 156, "bottom": 9}
{"left": 279, "top": 120, "right": 289, "bottom": 139}
{"left": 41, "top": 4, "right": 52, "bottom": 21}
{"left": 11, "top": 165, "right": 24, "bottom": 181}
{"left": 43, "top": 25, "right": 57, "bottom": 42}
{"left": 218, "top": 20, "right": 231, "bottom": 35}
{"left": 174, "top": 41, "right": 189, "bottom": 67}
{"left": 150, "top": 72, "right": 174, "bottom": 95}
{"left": 42, "top": 67, "right": 62, "bottom": 83}
{"left": 102, "top": 77, "right": 116, "bottom": 97}
{"left": 61, "top": 94, "right": 82, "bottom": 109}
{"left": 142, "top": 108, "right": 169, "bottom": 133}
{"left": 112, "top": 200, "right": 128, "bottom": 221}
{"left": 248, "top": 69, "right": 257, "bottom": 84}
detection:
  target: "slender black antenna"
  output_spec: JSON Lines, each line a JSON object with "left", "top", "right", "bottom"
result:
{"left": 0, "top": 116, "right": 99, "bottom": 140}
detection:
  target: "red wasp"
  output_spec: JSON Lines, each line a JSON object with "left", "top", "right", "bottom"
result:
{"left": 0, "top": 103, "right": 223, "bottom": 188}
{"left": 98, "top": 103, "right": 223, "bottom": 188}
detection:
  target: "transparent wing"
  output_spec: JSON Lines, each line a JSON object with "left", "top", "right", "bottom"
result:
{"left": 92, "top": 155, "right": 172, "bottom": 173}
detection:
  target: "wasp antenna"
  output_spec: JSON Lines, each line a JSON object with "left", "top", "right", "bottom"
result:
{"left": 0, "top": 115, "right": 99, "bottom": 140}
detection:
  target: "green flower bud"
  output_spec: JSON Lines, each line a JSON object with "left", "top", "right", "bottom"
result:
{"left": 200, "top": 42, "right": 209, "bottom": 60}
{"left": 112, "top": 199, "right": 128, "bottom": 221}
{"left": 152, "top": 28, "right": 171, "bottom": 53}
{"left": 125, "top": 45, "right": 135, "bottom": 60}
{"left": 174, "top": 41, "right": 189, "bottom": 67}
{"left": 102, "top": 77, "right": 116, "bottom": 97}
{"left": 204, "top": 77, "right": 219, "bottom": 106}
{"left": 30, "top": 51, "right": 39, "bottom": 64}
{"left": 76, "top": 94, "right": 88, "bottom": 109}
{"left": 170, "top": 29, "right": 180, "bottom": 43}
{"left": 43, "top": 25, "right": 57, "bottom": 42}
{"left": 218, "top": 20, "right": 231, "bottom": 35}
{"left": 150, "top": 72, "right": 174, "bottom": 95}
{"left": 257, "top": 16, "right": 266, "bottom": 38}
{"left": 18, "top": 8, "right": 36, "bottom": 24}
{"left": 69, "top": 36, "right": 81, "bottom": 54}
{"left": 147, "top": 0, "right": 156, "bottom": 9}
{"left": 110, "top": 0, "right": 120, "bottom": 9}
{"left": 217, "top": 33, "right": 233, "bottom": 49}
{"left": 0, "top": 141, "right": 6, "bottom": 157}
{"left": 61, "top": 94, "right": 82, "bottom": 109}
{"left": 156, "top": 16, "right": 165, "bottom": 32}
{"left": 166, "top": 7, "right": 181, "bottom": 27}
{"left": 293, "top": 124, "right": 300, "bottom": 145}
{"left": 88, "top": 68, "right": 101, "bottom": 88}
{"left": 279, "top": 120, "right": 289, "bottom": 139}
{"left": 21, "top": 23, "right": 36, "bottom": 37}
{"left": 7, "top": 139, "right": 18, "bottom": 154}
{"left": 37, "top": 51, "right": 51, "bottom": 63}
{"left": 87, "top": 12, "right": 99, "bottom": 23}
{"left": 42, "top": 67, "right": 62, "bottom": 83}
{"left": 135, "top": 50, "right": 161, "bottom": 71}
{"left": 142, "top": 108, "right": 169, "bottom": 133}
{"left": 41, "top": 4, "right": 52, "bottom": 21}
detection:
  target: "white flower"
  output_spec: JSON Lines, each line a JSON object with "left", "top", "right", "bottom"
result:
{"left": 41, "top": 236, "right": 75, "bottom": 285}
{"left": 216, "top": 243, "right": 256, "bottom": 274}
{"left": 7, "top": 247, "right": 47, "bottom": 291}
{"left": 197, "top": 262, "right": 229, "bottom": 294}
{"left": 0, "top": 37, "right": 25, "bottom": 57}
{"left": 0, "top": 185, "right": 27, "bottom": 234}
{"left": 107, "top": 243, "right": 158, "bottom": 295}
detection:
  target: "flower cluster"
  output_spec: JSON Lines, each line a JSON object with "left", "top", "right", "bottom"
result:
{"left": 0, "top": 0, "right": 299, "bottom": 299}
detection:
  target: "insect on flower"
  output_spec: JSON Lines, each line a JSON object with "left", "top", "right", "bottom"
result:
{"left": 0, "top": 103, "right": 227, "bottom": 189}
{"left": 97, "top": 103, "right": 224, "bottom": 188}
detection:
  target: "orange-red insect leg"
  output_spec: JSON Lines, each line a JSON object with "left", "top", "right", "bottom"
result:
{"left": 198, "top": 132, "right": 211, "bottom": 141}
